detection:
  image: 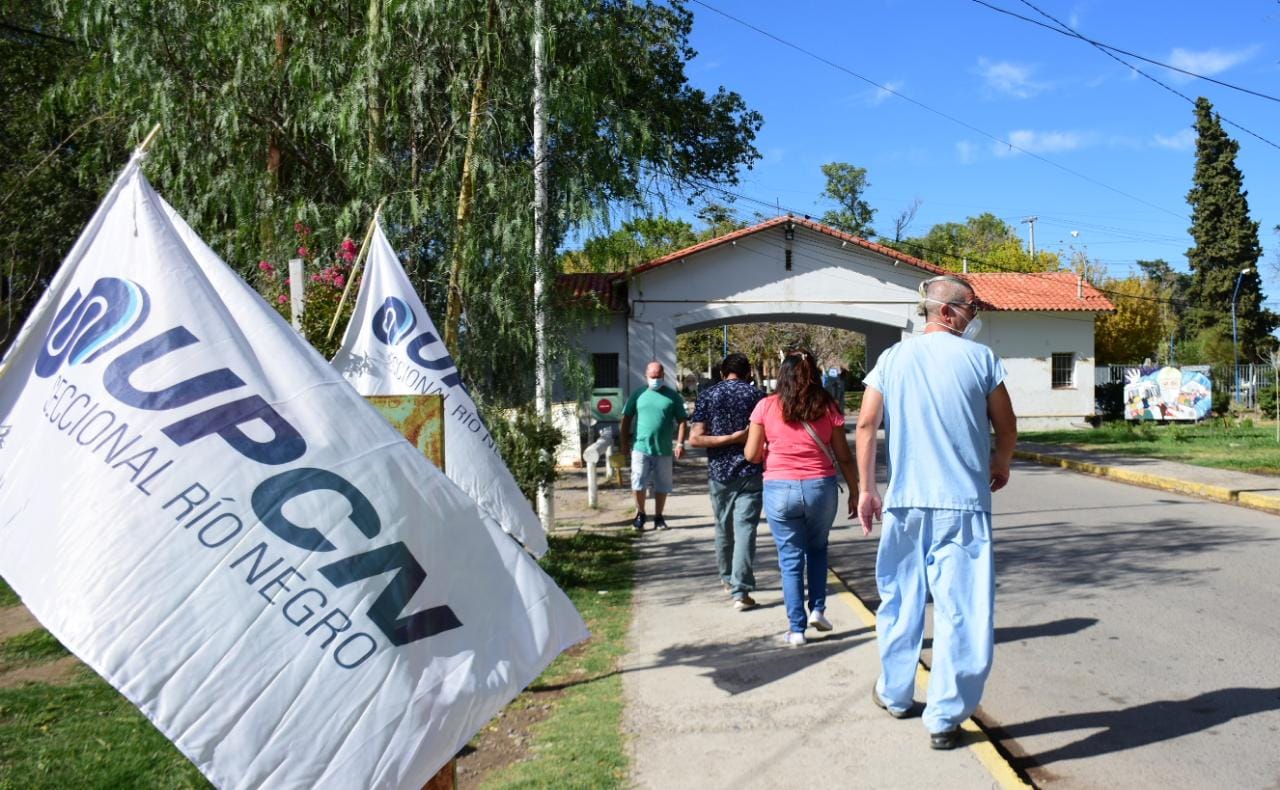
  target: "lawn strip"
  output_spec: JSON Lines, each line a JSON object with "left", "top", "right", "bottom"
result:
{"left": 0, "top": 629, "right": 69, "bottom": 674}
{"left": 1022, "top": 420, "right": 1279, "bottom": 475}
{"left": 472, "top": 530, "right": 635, "bottom": 789}
{"left": 0, "top": 577, "right": 17, "bottom": 609}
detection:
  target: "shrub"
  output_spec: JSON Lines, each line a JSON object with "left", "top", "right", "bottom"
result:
{"left": 1259, "top": 384, "right": 1278, "bottom": 416}
{"left": 1095, "top": 382, "right": 1124, "bottom": 420}
{"left": 1212, "top": 387, "right": 1230, "bottom": 416}
{"left": 486, "top": 407, "right": 563, "bottom": 504}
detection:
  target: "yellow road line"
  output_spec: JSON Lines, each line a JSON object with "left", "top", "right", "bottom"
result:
{"left": 829, "top": 569, "right": 1034, "bottom": 790}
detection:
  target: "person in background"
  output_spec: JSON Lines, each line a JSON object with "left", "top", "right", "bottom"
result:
{"left": 689, "top": 353, "right": 765, "bottom": 611}
{"left": 745, "top": 348, "right": 860, "bottom": 646}
{"left": 620, "top": 360, "right": 688, "bottom": 532}
{"left": 856, "top": 274, "right": 1017, "bottom": 751}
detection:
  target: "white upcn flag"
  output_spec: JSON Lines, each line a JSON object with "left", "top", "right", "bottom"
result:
{"left": 0, "top": 157, "right": 587, "bottom": 788}
{"left": 331, "top": 221, "right": 549, "bottom": 557}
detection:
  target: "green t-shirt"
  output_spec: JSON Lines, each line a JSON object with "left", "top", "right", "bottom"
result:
{"left": 622, "top": 386, "right": 688, "bottom": 457}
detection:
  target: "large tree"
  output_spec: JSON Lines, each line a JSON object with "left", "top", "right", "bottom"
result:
{"left": 1093, "top": 276, "right": 1164, "bottom": 364}
{"left": 12, "top": 0, "right": 763, "bottom": 404}
{"left": 820, "top": 162, "right": 876, "bottom": 238}
{"left": 1184, "top": 97, "right": 1277, "bottom": 360}
{"left": 893, "top": 213, "right": 1059, "bottom": 272}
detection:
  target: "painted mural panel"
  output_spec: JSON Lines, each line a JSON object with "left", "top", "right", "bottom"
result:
{"left": 1123, "top": 366, "right": 1212, "bottom": 421}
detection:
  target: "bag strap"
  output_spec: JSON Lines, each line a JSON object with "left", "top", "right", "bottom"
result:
{"left": 800, "top": 420, "right": 844, "bottom": 493}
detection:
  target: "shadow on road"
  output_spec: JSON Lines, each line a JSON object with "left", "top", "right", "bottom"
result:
{"left": 996, "top": 687, "right": 1280, "bottom": 768}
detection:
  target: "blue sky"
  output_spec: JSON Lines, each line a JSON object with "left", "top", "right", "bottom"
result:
{"left": 662, "top": 0, "right": 1280, "bottom": 314}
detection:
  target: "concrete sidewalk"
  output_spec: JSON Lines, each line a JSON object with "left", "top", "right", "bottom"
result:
{"left": 563, "top": 464, "right": 1023, "bottom": 790}
{"left": 1015, "top": 442, "right": 1280, "bottom": 515}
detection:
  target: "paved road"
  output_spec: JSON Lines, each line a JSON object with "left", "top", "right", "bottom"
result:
{"left": 829, "top": 454, "right": 1280, "bottom": 788}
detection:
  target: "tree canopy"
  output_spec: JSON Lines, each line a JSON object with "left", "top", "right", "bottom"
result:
{"left": 892, "top": 213, "right": 1060, "bottom": 273}
{"left": 5, "top": 0, "right": 763, "bottom": 405}
{"left": 819, "top": 163, "right": 876, "bottom": 239}
{"left": 1184, "top": 97, "right": 1277, "bottom": 360}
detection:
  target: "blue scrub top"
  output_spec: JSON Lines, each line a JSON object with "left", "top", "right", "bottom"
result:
{"left": 864, "top": 333, "right": 1007, "bottom": 513}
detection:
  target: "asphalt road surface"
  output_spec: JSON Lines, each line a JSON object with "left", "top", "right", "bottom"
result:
{"left": 829, "top": 456, "right": 1280, "bottom": 788}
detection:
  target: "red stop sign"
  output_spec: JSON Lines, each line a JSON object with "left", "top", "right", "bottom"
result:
{"left": 597, "top": 398, "right": 613, "bottom": 415}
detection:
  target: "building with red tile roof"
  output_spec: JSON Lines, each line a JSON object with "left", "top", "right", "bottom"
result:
{"left": 560, "top": 216, "right": 1115, "bottom": 432}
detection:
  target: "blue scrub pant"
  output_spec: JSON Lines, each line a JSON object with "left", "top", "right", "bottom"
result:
{"left": 874, "top": 507, "right": 994, "bottom": 734}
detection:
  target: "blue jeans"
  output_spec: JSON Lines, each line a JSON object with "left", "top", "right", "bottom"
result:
{"left": 709, "top": 475, "right": 763, "bottom": 599}
{"left": 763, "top": 476, "right": 837, "bottom": 633}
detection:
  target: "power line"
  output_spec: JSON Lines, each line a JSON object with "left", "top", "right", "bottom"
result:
{"left": 970, "top": 0, "right": 1280, "bottom": 104}
{"left": 1006, "top": 0, "right": 1280, "bottom": 152}
{"left": 687, "top": 0, "right": 1188, "bottom": 222}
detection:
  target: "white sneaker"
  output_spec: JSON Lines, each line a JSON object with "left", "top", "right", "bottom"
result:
{"left": 808, "top": 609, "right": 832, "bottom": 632}
{"left": 783, "top": 631, "right": 807, "bottom": 647}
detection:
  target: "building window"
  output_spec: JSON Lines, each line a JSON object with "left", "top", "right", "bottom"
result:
{"left": 593, "top": 353, "right": 620, "bottom": 389}
{"left": 1051, "top": 353, "right": 1075, "bottom": 389}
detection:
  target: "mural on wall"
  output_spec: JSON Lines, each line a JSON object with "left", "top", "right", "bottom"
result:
{"left": 1124, "top": 366, "right": 1212, "bottom": 421}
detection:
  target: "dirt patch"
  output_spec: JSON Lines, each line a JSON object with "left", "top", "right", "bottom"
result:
{"left": 0, "top": 655, "right": 83, "bottom": 689}
{"left": 0, "top": 605, "right": 40, "bottom": 641}
{"left": 455, "top": 686, "right": 565, "bottom": 787}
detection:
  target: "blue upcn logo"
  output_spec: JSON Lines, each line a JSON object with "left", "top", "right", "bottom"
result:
{"left": 371, "top": 296, "right": 417, "bottom": 346}
{"left": 36, "top": 278, "right": 151, "bottom": 379}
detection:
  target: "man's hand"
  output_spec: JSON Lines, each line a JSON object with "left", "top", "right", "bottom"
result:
{"left": 857, "top": 490, "right": 881, "bottom": 537}
{"left": 990, "top": 461, "right": 1010, "bottom": 492}
{"left": 673, "top": 444, "right": 686, "bottom": 460}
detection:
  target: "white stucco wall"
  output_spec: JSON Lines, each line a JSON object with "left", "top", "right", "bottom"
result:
{"left": 982, "top": 311, "right": 1098, "bottom": 430}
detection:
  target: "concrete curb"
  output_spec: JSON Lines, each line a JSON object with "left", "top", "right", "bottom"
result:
{"left": 1013, "top": 450, "right": 1280, "bottom": 515}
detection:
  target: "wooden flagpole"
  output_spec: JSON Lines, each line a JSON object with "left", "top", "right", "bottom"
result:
{"left": 326, "top": 197, "right": 387, "bottom": 342}
{"left": 136, "top": 123, "right": 163, "bottom": 156}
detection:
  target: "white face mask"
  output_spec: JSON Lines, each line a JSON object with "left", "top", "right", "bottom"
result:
{"left": 924, "top": 298, "right": 982, "bottom": 341}
{"left": 647, "top": 377, "right": 663, "bottom": 390}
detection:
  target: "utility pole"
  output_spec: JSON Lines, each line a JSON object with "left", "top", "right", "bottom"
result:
{"left": 1021, "top": 216, "right": 1038, "bottom": 261}
{"left": 532, "top": 0, "right": 553, "bottom": 531}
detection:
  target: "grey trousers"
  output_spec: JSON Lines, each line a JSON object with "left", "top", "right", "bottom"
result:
{"left": 709, "top": 474, "right": 763, "bottom": 599}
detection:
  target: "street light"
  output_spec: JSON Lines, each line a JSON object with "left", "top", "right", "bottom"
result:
{"left": 1231, "top": 267, "right": 1253, "bottom": 403}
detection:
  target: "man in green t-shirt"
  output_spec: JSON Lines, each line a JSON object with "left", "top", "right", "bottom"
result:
{"left": 620, "top": 360, "right": 689, "bottom": 531}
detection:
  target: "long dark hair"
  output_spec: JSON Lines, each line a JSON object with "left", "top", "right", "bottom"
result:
{"left": 776, "top": 348, "right": 833, "bottom": 422}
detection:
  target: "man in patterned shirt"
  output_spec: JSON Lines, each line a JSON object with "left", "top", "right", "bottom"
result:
{"left": 689, "top": 353, "right": 765, "bottom": 611}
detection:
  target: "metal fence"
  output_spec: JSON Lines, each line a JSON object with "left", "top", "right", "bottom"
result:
{"left": 1095, "top": 363, "right": 1274, "bottom": 409}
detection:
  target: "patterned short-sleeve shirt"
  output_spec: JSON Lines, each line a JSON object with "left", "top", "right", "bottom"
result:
{"left": 690, "top": 379, "right": 765, "bottom": 482}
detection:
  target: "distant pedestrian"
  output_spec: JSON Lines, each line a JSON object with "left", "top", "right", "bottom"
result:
{"left": 824, "top": 365, "right": 847, "bottom": 414}
{"left": 745, "top": 348, "right": 859, "bottom": 646}
{"left": 621, "top": 361, "right": 689, "bottom": 532}
{"left": 856, "top": 275, "right": 1017, "bottom": 751}
{"left": 689, "top": 353, "right": 765, "bottom": 611}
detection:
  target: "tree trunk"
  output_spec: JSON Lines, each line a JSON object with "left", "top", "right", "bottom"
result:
{"left": 263, "top": 24, "right": 287, "bottom": 253}
{"left": 443, "top": 0, "right": 497, "bottom": 352}
{"left": 366, "top": 0, "right": 383, "bottom": 175}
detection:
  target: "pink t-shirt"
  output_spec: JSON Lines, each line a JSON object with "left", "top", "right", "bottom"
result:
{"left": 749, "top": 395, "right": 845, "bottom": 481}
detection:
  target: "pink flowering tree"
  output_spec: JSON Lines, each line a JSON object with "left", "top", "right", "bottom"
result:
{"left": 253, "top": 223, "right": 361, "bottom": 358}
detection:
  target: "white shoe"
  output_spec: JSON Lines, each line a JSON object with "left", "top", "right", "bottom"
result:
{"left": 808, "top": 610, "right": 832, "bottom": 632}
{"left": 783, "top": 631, "right": 806, "bottom": 647}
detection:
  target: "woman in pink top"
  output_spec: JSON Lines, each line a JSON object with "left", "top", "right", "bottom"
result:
{"left": 745, "top": 349, "right": 859, "bottom": 646}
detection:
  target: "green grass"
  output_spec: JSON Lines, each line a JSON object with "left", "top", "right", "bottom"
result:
{"left": 1022, "top": 419, "right": 1280, "bottom": 475}
{"left": 0, "top": 629, "right": 70, "bottom": 673}
{"left": 477, "top": 530, "right": 636, "bottom": 789}
{"left": 0, "top": 681, "right": 209, "bottom": 789}
{"left": 0, "top": 577, "right": 17, "bottom": 608}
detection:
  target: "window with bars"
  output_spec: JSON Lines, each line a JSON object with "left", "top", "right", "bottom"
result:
{"left": 592, "top": 353, "right": 620, "bottom": 389}
{"left": 1051, "top": 353, "right": 1075, "bottom": 389}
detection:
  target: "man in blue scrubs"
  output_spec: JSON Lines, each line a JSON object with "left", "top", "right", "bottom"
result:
{"left": 855, "top": 275, "right": 1018, "bottom": 751}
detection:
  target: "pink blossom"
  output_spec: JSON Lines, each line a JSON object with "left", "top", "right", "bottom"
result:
{"left": 294, "top": 222, "right": 305, "bottom": 234}
{"left": 284, "top": 277, "right": 291, "bottom": 285}
{"left": 310, "top": 273, "right": 322, "bottom": 282}
{"left": 297, "top": 246, "right": 309, "bottom": 258}
{"left": 333, "top": 275, "right": 346, "bottom": 289}
{"left": 341, "top": 250, "right": 356, "bottom": 262}
{"left": 258, "top": 260, "right": 274, "bottom": 272}
{"left": 277, "top": 294, "right": 288, "bottom": 304}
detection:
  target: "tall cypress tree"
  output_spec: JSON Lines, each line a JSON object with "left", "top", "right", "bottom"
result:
{"left": 1184, "top": 97, "right": 1277, "bottom": 359}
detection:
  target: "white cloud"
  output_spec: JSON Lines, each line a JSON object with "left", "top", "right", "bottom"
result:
{"left": 1153, "top": 128, "right": 1195, "bottom": 151}
{"left": 995, "top": 129, "right": 1089, "bottom": 156}
{"left": 1166, "top": 46, "right": 1260, "bottom": 79}
{"left": 976, "top": 57, "right": 1046, "bottom": 99}
{"left": 956, "top": 140, "right": 976, "bottom": 164}
{"left": 869, "top": 80, "right": 903, "bottom": 106}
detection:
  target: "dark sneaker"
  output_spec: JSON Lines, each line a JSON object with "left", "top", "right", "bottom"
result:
{"left": 871, "top": 686, "right": 911, "bottom": 719}
{"left": 929, "top": 728, "right": 961, "bottom": 750}
{"left": 653, "top": 516, "right": 670, "bottom": 530}
{"left": 732, "top": 595, "right": 757, "bottom": 611}
{"left": 632, "top": 513, "right": 646, "bottom": 531}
